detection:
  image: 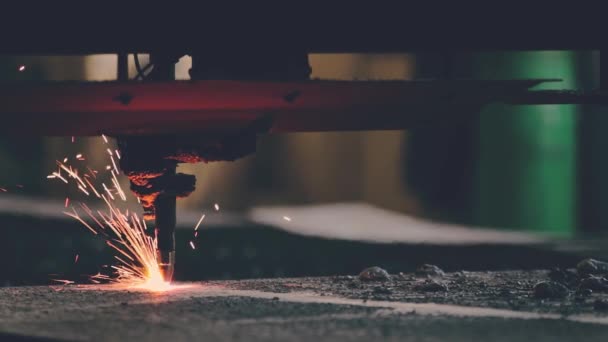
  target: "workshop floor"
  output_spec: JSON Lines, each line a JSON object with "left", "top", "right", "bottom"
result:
{"left": 2, "top": 270, "right": 608, "bottom": 341}
{"left": 2, "top": 198, "right": 608, "bottom": 340}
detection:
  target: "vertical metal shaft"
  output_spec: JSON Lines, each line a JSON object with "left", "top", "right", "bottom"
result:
{"left": 149, "top": 53, "right": 177, "bottom": 282}
{"left": 117, "top": 53, "right": 128, "bottom": 81}
{"left": 155, "top": 165, "right": 176, "bottom": 282}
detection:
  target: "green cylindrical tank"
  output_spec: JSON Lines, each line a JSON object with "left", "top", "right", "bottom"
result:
{"left": 473, "top": 52, "right": 579, "bottom": 236}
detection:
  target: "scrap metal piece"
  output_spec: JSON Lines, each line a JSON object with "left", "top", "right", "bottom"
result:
{"left": 359, "top": 266, "right": 390, "bottom": 281}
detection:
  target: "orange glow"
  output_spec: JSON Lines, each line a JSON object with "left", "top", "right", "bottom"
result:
{"left": 50, "top": 136, "right": 171, "bottom": 292}
{"left": 132, "top": 267, "right": 172, "bottom": 292}
{"left": 83, "top": 281, "right": 198, "bottom": 293}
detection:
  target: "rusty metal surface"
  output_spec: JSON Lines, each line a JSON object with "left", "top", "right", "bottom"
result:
{"left": 0, "top": 79, "right": 558, "bottom": 136}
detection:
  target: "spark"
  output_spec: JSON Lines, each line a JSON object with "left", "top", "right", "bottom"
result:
{"left": 16, "top": 184, "right": 23, "bottom": 188}
{"left": 58, "top": 162, "right": 87, "bottom": 189}
{"left": 49, "top": 147, "right": 174, "bottom": 292}
{"left": 115, "top": 149, "right": 121, "bottom": 159}
{"left": 52, "top": 172, "right": 68, "bottom": 184}
{"left": 86, "top": 167, "right": 98, "bottom": 179}
{"left": 189, "top": 241, "right": 196, "bottom": 250}
{"left": 102, "top": 183, "right": 115, "bottom": 200}
{"left": 68, "top": 193, "right": 166, "bottom": 289}
{"left": 214, "top": 203, "right": 220, "bottom": 211}
{"left": 283, "top": 216, "right": 292, "bottom": 222}
{"left": 63, "top": 157, "right": 68, "bottom": 163}
{"left": 84, "top": 178, "right": 102, "bottom": 198}
{"left": 0, "top": 188, "right": 6, "bottom": 192}
{"left": 102, "top": 134, "right": 109, "bottom": 143}
{"left": 111, "top": 170, "right": 126, "bottom": 201}
{"left": 110, "top": 155, "right": 119, "bottom": 173}
{"left": 79, "top": 203, "right": 104, "bottom": 229}
{"left": 18, "top": 65, "right": 25, "bottom": 72}
{"left": 71, "top": 136, "right": 75, "bottom": 143}
{"left": 106, "top": 165, "right": 112, "bottom": 170}
{"left": 64, "top": 208, "right": 98, "bottom": 235}
{"left": 76, "top": 153, "right": 85, "bottom": 161}
{"left": 194, "top": 214, "right": 205, "bottom": 231}
{"left": 77, "top": 184, "right": 90, "bottom": 196}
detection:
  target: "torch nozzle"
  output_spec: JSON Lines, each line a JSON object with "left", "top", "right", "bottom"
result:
{"left": 153, "top": 188, "right": 177, "bottom": 283}
{"left": 156, "top": 250, "right": 175, "bottom": 282}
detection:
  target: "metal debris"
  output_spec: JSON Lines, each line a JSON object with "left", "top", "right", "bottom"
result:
{"left": 358, "top": 267, "right": 390, "bottom": 282}
{"left": 415, "top": 280, "right": 448, "bottom": 292}
{"left": 533, "top": 281, "right": 569, "bottom": 299}
{"left": 576, "top": 258, "right": 608, "bottom": 276}
{"left": 416, "top": 264, "right": 445, "bottom": 277}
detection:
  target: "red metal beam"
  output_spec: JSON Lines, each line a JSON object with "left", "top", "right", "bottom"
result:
{"left": 0, "top": 80, "right": 551, "bottom": 136}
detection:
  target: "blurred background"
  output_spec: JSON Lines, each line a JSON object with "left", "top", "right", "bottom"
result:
{"left": 0, "top": 51, "right": 605, "bottom": 284}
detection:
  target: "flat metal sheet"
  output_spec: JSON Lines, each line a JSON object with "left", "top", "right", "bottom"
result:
{"left": 0, "top": 79, "right": 554, "bottom": 136}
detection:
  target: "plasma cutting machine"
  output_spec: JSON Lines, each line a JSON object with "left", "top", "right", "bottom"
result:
{"left": 2, "top": 25, "right": 608, "bottom": 281}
